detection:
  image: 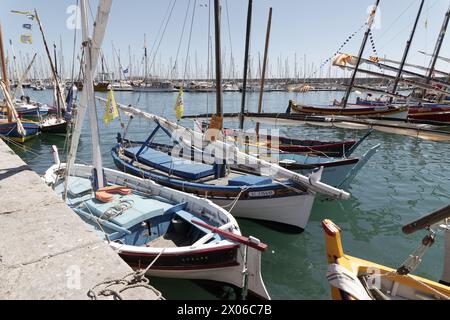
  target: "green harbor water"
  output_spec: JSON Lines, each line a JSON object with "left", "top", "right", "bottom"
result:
{"left": 11, "top": 89, "right": 450, "bottom": 300}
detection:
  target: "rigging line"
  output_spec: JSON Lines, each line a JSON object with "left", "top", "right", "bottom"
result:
{"left": 376, "top": 0, "right": 420, "bottom": 41}
{"left": 378, "top": 0, "right": 440, "bottom": 52}
{"left": 70, "top": 0, "right": 79, "bottom": 85}
{"left": 147, "top": 0, "right": 175, "bottom": 70}
{"left": 86, "top": 0, "right": 96, "bottom": 28}
{"left": 111, "top": 45, "right": 126, "bottom": 80}
{"left": 148, "top": 0, "right": 178, "bottom": 77}
{"left": 171, "top": 0, "right": 192, "bottom": 80}
{"left": 183, "top": 0, "right": 198, "bottom": 81}
{"left": 206, "top": 0, "right": 212, "bottom": 115}
{"left": 224, "top": 0, "right": 235, "bottom": 81}
{"left": 304, "top": 23, "right": 367, "bottom": 80}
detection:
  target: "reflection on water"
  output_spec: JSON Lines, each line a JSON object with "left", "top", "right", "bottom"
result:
{"left": 8, "top": 89, "right": 450, "bottom": 300}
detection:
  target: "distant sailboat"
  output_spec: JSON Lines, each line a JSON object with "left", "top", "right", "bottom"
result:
{"left": 0, "top": 21, "right": 39, "bottom": 143}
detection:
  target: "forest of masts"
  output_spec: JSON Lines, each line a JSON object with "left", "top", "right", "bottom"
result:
{"left": 6, "top": 44, "right": 369, "bottom": 83}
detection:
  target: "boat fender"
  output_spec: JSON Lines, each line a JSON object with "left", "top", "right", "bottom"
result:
{"left": 95, "top": 186, "right": 132, "bottom": 203}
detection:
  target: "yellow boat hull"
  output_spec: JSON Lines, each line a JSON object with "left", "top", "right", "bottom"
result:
{"left": 323, "top": 219, "right": 450, "bottom": 300}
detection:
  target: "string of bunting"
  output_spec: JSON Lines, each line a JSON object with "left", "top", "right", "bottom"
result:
{"left": 306, "top": 22, "right": 367, "bottom": 79}
{"left": 368, "top": 30, "right": 379, "bottom": 60}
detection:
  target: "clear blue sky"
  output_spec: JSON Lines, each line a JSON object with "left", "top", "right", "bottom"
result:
{"left": 1, "top": 0, "right": 450, "bottom": 79}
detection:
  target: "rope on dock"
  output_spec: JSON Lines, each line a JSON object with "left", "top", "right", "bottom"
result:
{"left": 87, "top": 250, "right": 165, "bottom": 300}
{"left": 87, "top": 271, "right": 164, "bottom": 300}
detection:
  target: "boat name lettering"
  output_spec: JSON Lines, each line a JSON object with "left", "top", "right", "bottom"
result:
{"left": 248, "top": 190, "right": 275, "bottom": 197}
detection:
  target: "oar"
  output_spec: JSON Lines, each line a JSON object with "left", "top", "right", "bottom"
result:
{"left": 192, "top": 219, "right": 268, "bottom": 252}
{"left": 402, "top": 204, "right": 450, "bottom": 234}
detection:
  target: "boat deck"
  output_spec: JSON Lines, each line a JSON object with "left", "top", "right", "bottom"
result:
{"left": 146, "top": 232, "right": 192, "bottom": 248}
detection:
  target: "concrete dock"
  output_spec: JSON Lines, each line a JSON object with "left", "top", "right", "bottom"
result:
{"left": 0, "top": 139, "right": 162, "bottom": 300}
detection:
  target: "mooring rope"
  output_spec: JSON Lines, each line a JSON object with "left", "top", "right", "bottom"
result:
{"left": 87, "top": 249, "right": 165, "bottom": 300}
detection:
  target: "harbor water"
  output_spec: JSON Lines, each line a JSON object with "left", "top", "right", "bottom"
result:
{"left": 12, "top": 89, "right": 450, "bottom": 299}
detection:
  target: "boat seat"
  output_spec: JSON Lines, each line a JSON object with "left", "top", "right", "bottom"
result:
{"left": 228, "top": 175, "right": 272, "bottom": 186}
{"left": 84, "top": 194, "right": 172, "bottom": 230}
{"left": 125, "top": 146, "right": 215, "bottom": 180}
{"left": 67, "top": 177, "right": 92, "bottom": 197}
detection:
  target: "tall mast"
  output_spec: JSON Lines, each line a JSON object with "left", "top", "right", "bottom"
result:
{"left": 53, "top": 43, "right": 62, "bottom": 120}
{"left": 9, "top": 39, "right": 24, "bottom": 98}
{"left": 0, "top": 21, "right": 12, "bottom": 122}
{"left": 341, "top": 0, "right": 380, "bottom": 108}
{"left": 426, "top": 4, "right": 450, "bottom": 83}
{"left": 239, "top": 0, "right": 253, "bottom": 130}
{"left": 144, "top": 33, "right": 148, "bottom": 82}
{"left": 255, "top": 7, "right": 272, "bottom": 134}
{"left": 390, "top": 0, "right": 424, "bottom": 99}
{"left": 128, "top": 44, "right": 132, "bottom": 80}
{"left": 80, "top": 0, "right": 106, "bottom": 189}
{"left": 65, "top": 0, "right": 112, "bottom": 198}
{"left": 59, "top": 35, "right": 64, "bottom": 81}
{"left": 34, "top": 9, "right": 65, "bottom": 114}
{"left": 214, "top": 0, "right": 223, "bottom": 116}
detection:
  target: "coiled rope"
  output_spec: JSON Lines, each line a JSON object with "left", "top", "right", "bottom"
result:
{"left": 87, "top": 250, "right": 165, "bottom": 300}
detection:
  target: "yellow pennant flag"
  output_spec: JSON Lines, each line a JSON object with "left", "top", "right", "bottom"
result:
{"left": 103, "top": 89, "right": 119, "bottom": 125}
{"left": 174, "top": 87, "right": 184, "bottom": 121}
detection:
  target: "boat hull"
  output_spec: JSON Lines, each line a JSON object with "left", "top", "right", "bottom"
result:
{"left": 114, "top": 242, "right": 268, "bottom": 299}
{"left": 112, "top": 146, "right": 315, "bottom": 230}
{"left": 213, "top": 193, "right": 315, "bottom": 230}
{"left": 223, "top": 128, "right": 357, "bottom": 157}
{"left": 40, "top": 119, "right": 68, "bottom": 134}
{"left": 94, "top": 82, "right": 110, "bottom": 92}
{"left": 0, "top": 121, "right": 40, "bottom": 143}
{"left": 277, "top": 144, "right": 379, "bottom": 188}
{"left": 408, "top": 107, "right": 450, "bottom": 123}
{"left": 290, "top": 101, "right": 409, "bottom": 120}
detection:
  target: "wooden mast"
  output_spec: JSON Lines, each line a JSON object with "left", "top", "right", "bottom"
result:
{"left": 255, "top": 7, "right": 272, "bottom": 134}
{"left": 426, "top": 4, "right": 450, "bottom": 83}
{"left": 239, "top": 0, "right": 253, "bottom": 130}
{"left": 34, "top": 9, "right": 65, "bottom": 117}
{"left": 341, "top": 0, "right": 380, "bottom": 108}
{"left": 214, "top": 0, "right": 223, "bottom": 117}
{"left": 64, "top": 0, "right": 112, "bottom": 198}
{"left": 0, "top": 21, "right": 12, "bottom": 122}
{"left": 390, "top": 0, "right": 424, "bottom": 100}
{"left": 53, "top": 43, "right": 62, "bottom": 120}
{"left": 212, "top": 0, "right": 226, "bottom": 178}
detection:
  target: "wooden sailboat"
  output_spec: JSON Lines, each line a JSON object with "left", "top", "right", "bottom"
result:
{"left": 222, "top": 127, "right": 358, "bottom": 157}
{"left": 322, "top": 204, "right": 450, "bottom": 300}
{"left": 342, "top": 2, "right": 450, "bottom": 124}
{"left": 0, "top": 21, "right": 39, "bottom": 143}
{"left": 35, "top": 10, "right": 68, "bottom": 134}
{"left": 289, "top": 0, "right": 408, "bottom": 120}
{"left": 44, "top": 0, "right": 270, "bottom": 300}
